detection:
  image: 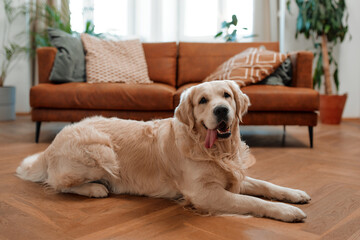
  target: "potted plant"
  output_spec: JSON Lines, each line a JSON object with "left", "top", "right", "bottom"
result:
{"left": 287, "top": 0, "right": 351, "bottom": 124}
{"left": 0, "top": 0, "right": 27, "bottom": 121}
{"left": 0, "top": 44, "right": 23, "bottom": 121}
{"left": 214, "top": 15, "right": 256, "bottom": 42}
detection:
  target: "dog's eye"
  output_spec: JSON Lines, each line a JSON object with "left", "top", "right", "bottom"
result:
{"left": 224, "top": 92, "right": 231, "bottom": 98}
{"left": 199, "top": 97, "right": 208, "bottom": 104}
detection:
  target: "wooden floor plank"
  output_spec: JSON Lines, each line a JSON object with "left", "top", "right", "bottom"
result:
{"left": 1, "top": 116, "right": 360, "bottom": 239}
{"left": 301, "top": 187, "right": 360, "bottom": 235}
{"left": 320, "top": 207, "right": 360, "bottom": 240}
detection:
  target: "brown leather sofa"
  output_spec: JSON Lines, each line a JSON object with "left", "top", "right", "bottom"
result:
{"left": 31, "top": 42, "right": 319, "bottom": 146}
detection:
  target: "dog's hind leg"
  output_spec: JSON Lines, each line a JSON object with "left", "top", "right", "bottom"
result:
{"left": 45, "top": 143, "right": 119, "bottom": 198}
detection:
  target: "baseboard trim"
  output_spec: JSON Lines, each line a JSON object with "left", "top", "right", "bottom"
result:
{"left": 16, "top": 112, "right": 31, "bottom": 116}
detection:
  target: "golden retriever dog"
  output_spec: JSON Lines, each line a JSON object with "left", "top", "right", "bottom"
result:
{"left": 17, "top": 80, "right": 310, "bottom": 222}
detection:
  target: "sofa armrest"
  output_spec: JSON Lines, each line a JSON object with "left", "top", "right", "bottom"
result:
{"left": 37, "top": 47, "right": 57, "bottom": 84}
{"left": 289, "top": 51, "right": 314, "bottom": 88}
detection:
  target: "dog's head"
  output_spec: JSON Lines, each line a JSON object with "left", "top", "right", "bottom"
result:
{"left": 175, "top": 80, "right": 250, "bottom": 149}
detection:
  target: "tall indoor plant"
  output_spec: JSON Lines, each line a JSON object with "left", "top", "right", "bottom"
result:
{"left": 288, "top": 0, "right": 350, "bottom": 124}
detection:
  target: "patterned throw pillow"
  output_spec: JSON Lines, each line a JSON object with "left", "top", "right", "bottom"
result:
{"left": 81, "top": 34, "right": 152, "bottom": 84}
{"left": 203, "top": 47, "right": 288, "bottom": 87}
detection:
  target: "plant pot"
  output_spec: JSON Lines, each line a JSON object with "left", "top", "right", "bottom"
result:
{"left": 319, "top": 94, "right": 347, "bottom": 124}
{"left": 0, "top": 86, "right": 16, "bottom": 121}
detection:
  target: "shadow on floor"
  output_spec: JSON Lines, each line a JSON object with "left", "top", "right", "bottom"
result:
{"left": 240, "top": 126, "right": 308, "bottom": 148}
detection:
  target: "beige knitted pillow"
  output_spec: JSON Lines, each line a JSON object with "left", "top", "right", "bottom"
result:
{"left": 203, "top": 47, "right": 288, "bottom": 86}
{"left": 81, "top": 34, "right": 152, "bottom": 84}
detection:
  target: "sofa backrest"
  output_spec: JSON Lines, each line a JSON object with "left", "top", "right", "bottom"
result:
{"left": 143, "top": 42, "right": 177, "bottom": 87}
{"left": 177, "top": 42, "right": 280, "bottom": 87}
{"left": 37, "top": 42, "right": 281, "bottom": 88}
{"left": 37, "top": 43, "right": 178, "bottom": 86}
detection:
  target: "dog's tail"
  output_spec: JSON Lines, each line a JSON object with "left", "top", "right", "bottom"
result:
{"left": 16, "top": 152, "right": 48, "bottom": 182}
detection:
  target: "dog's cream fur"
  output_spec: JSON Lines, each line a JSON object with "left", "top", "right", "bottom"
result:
{"left": 17, "top": 80, "right": 310, "bottom": 222}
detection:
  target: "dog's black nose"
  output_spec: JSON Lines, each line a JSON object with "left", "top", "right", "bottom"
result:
{"left": 213, "top": 106, "right": 229, "bottom": 120}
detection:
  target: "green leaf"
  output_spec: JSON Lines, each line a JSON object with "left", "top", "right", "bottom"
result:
{"left": 324, "top": 25, "right": 330, "bottom": 34}
{"left": 316, "top": 21, "right": 323, "bottom": 32}
{"left": 85, "top": 20, "right": 96, "bottom": 33}
{"left": 296, "top": 14, "right": 303, "bottom": 32}
{"left": 232, "top": 15, "right": 238, "bottom": 26}
{"left": 242, "top": 34, "right": 258, "bottom": 38}
{"left": 313, "top": 52, "right": 323, "bottom": 90}
{"left": 35, "top": 33, "right": 50, "bottom": 47}
{"left": 229, "top": 30, "right": 237, "bottom": 42}
{"left": 83, "top": 20, "right": 103, "bottom": 38}
{"left": 214, "top": 31, "right": 223, "bottom": 38}
{"left": 286, "top": 0, "right": 292, "bottom": 14}
{"left": 314, "top": 42, "right": 321, "bottom": 49}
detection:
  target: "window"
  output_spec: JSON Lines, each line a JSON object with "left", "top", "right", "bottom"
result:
{"left": 70, "top": 0, "right": 128, "bottom": 36}
{"left": 182, "top": 0, "right": 218, "bottom": 38}
{"left": 179, "top": 0, "right": 254, "bottom": 41}
{"left": 69, "top": 0, "right": 84, "bottom": 33}
{"left": 94, "top": 0, "right": 128, "bottom": 36}
{"left": 70, "top": 0, "right": 254, "bottom": 42}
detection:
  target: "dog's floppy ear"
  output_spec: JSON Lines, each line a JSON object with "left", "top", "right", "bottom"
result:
{"left": 226, "top": 80, "right": 250, "bottom": 121}
{"left": 175, "top": 88, "right": 195, "bottom": 129}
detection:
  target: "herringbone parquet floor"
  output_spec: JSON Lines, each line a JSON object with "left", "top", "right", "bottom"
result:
{"left": 1, "top": 116, "right": 360, "bottom": 240}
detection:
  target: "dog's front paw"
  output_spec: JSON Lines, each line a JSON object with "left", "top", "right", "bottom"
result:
{"left": 269, "top": 203, "right": 307, "bottom": 222}
{"left": 282, "top": 189, "right": 311, "bottom": 204}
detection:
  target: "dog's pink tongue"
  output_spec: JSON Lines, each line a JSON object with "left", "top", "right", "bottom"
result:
{"left": 205, "top": 129, "right": 217, "bottom": 148}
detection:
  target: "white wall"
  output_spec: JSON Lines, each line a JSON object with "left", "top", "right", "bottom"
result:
{"left": 283, "top": 0, "right": 360, "bottom": 118}
{"left": 338, "top": 0, "right": 360, "bottom": 118}
{"left": 0, "top": 0, "right": 31, "bottom": 113}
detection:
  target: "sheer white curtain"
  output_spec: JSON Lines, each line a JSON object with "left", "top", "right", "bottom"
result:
{"left": 70, "top": 0, "right": 259, "bottom": 42}
{"left": 253, "top": 0, "right": 279, "bottom": 42}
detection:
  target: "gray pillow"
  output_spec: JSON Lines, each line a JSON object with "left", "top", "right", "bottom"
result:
{"left": 48, "top": 28, "right": 86, "bottom": 83}
{"left": 258, "top": 57, "right": 292, "bottom": 86}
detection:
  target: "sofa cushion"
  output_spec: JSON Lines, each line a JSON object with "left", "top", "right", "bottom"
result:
{"left": 173, "top": 83, "right": 319, "bottom": 111}
{"left": 177, "top": 42, "right": 280, "bottom": 87}
{"left": 143, "top": 42, "right": 177, "bottom": 87}
{"left": 30, "top": 83, "right": 175, "bottom": 111}
{"left": 31, "top": 109, "right": 174, "bottom": 122}
{"left": 48, "top": 28, "right": 86, "bottom": 83}
{"left": 81, "top": 34, "right": 152, "bottom": 84}
{"left": 242, "top": 85, "right": 319, "bottom": 111}
{"left": 257, "top": 57, "right": 292, "bottom": 86}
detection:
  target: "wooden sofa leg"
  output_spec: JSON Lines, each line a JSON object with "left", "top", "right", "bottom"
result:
{"left": 35, "top": 121, "right": 42, "bottom": 143}
{"left": 308, "top": 126, "right": 313, "bottom": 148}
